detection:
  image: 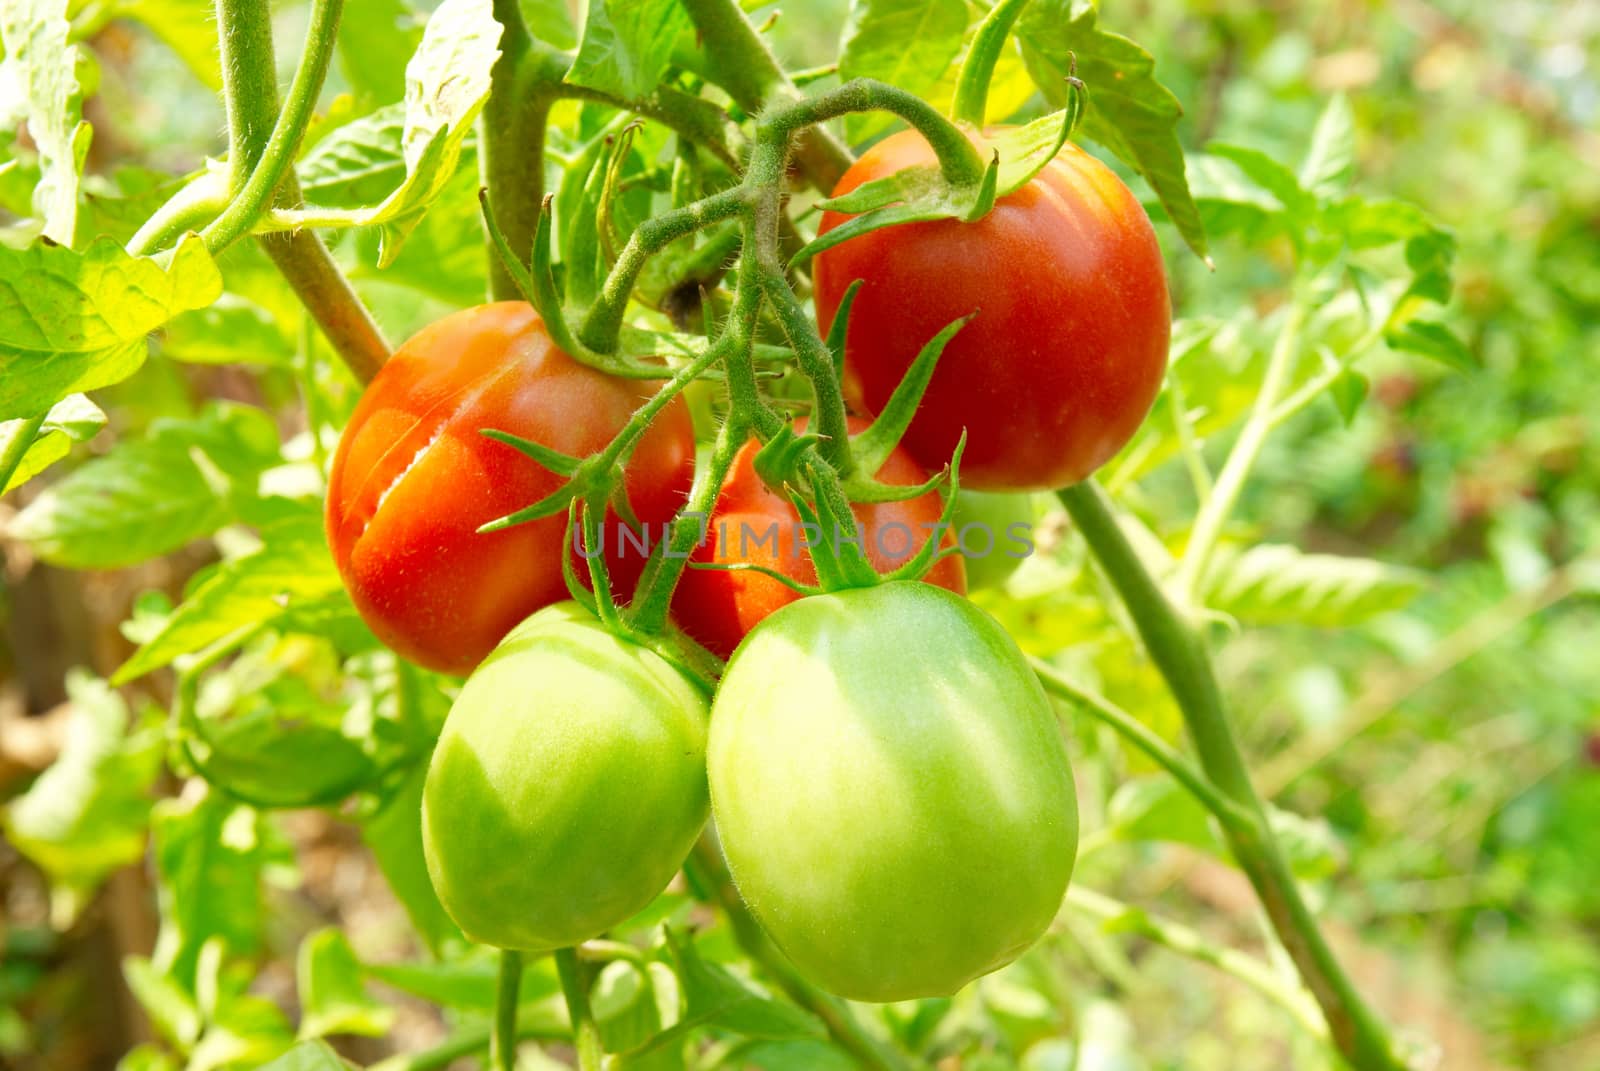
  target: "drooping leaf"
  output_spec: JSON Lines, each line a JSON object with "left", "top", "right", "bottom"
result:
{"left": 1017, "top": 0, "right": 1207, "bottom": 260}
{"left": 568, "top": 0, "right": 690, "bottom": 101}
{"left": 2, "top": 673, "right": 163, "bottom": 923}
{"left": 0, "top": 394, "right": 105, "bottom": 493}
{"left": 1202, "top": 543, "right": 1427, "bottom": 627}
{"left": 0, "top": 0, "right": 89, "bottom": 242}
{"left": 9, "top": 402, "right": 280, "bottom": 570}
{"left": 0, "top": 235, "right": 222, "bottom": 420}
{"left": 838, "top": 0, "right": 969, "bottom": 144}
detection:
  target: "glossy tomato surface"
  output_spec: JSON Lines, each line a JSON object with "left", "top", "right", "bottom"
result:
{"left": 708, "top": 582, "right": 1077, "bottom": 1001}
{"left": 422, "top": 602, "right": 709, "bottom": 951}
{"left": 325, "top": 303, "right": 694, "bottom": 675}
{"left": 671, "top": 417, "right": 965, "bottom": 660}
{"left": 813, "top": 129, "right": 1171, "bottom": 491}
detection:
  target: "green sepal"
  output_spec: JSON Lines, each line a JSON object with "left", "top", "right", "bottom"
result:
{"left": 478, "top": 428, "right": 584, "bottom": 477}
{"left": 752, "top": 424, "right": 824, "bottom": 494}
{"left": 824, "top": 278, "right": 864, "bottom": 376}
{"left": 882, "top": 433, "right": 966, "bottom": 586}
{"left": 851, "top": 313, "right": 973, "bottom": 475}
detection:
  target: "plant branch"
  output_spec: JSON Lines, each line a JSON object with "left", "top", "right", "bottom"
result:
{"left": 678, "top": 0, "right": 852, "bottom": 191}
{"left": 1057, "top": 479, "right": 1406, "bottom": 1071}
{"left": 1066, "top": 885, "right": 1328, "bottom": 1042}
{"left": 690, "top": 838, "right": 921, "bottom": 1071}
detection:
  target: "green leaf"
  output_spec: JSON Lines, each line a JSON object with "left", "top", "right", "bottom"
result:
{"left": 568, "top": 0, "right": 690, "bottom": 101}
{"left": 630, "top": 929, "right": 823, "bottom": 1057}
{"left": 298, "top": 104, "right": 414, "bottom": 209}
{"left": 0, "top": 0, "right": 89, "bottom": 242}
{"left": 123, "top": 956, "right": 203, "bottom": 1049}
{"left": 254, "top": 1041, "right": 352, "bottom": 1071}
{"left": 285, "top": 0, "right": 500, "bottom": 264}
{"left": 9, "top": 402, "right": 280, "bottom": 570}
{"left": 1202, "top": 543, "right": 1427, "bottom": 627}
{"left": 361, "top": 762, "right": 462, "bottom": 955}
{"left": 1298, "top": 94, "right": 1355, "bottom": 199}
{"left": 337, "top": 0, "right": 422, "bottom": 105}
{"left": 1106, "top": 775, "right": 1221, "bottom": 853}
{"left": 160, "top": 294, "right": 298, "bottom": 366}
{"left": 1385, "top": 319, "right": 1471, "bottom": 371}
{"left": 114, "top": 512, "right": 344, "bottom": 682}
{"left": 0, "top": 394, "right": 105, "bottom": 493}
{"left": 838, "top": 0, "right": 968, "bottom": 144}
{"left": 731, "top": 1040, "right": 860, "bottom": 1071}
{"left": 149, "top": 791, "right": 292, "bottom": 989}
{"left": 105, "top": 0, "right": 222, "bottom": 89}
{"left": 1018, "top": 0, "right": 1207, "bottom": 260}
{"left": 2, "top": 672, "right": 162, "bottom": 923}
{"left": 365, "top": 953, "right": 562, "bottom": 1010}
{"left": 297, "top": 929, "right": 395, "bottom": 1039}
{"left": 1205, "top": 143, "right": 1310, "bottom": 217}
{"left": 0, "top": 234, "right": 222, "bottom": 420}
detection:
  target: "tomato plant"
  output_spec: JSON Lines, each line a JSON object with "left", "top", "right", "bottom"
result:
{"left": 0, "top": 0, "right": 1493, "bottom": 1066}
{"left": 671, "top": 417, "right": 965, "bottom": 659}
{"left": 422, "top": 602, "right": 709, "bottom": 951}
{"left": 814, "top": 131, "right": 1172, "bottom": 491}
{"left": 708, "top": 582, "right": 1077, "bottom": 1001}
{"left": 325, "top": 302, "right": 694, "bottom": 675}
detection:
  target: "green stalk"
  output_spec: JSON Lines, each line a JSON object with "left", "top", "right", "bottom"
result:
{"left": 1057, "top": 479, "right": 1405, "bottom": 1071}
{"left": 689, "top": 839, "right": 921, "bottom": 1071}
{"left": 950, "top": 0, "right": 1032, "bottom": 126}
{"left": 202, "top": 0, "right": 344, "bottom": 250}
{"left": 555, "top": 947, "right": 603, "bottom": 1071}
{"left": 492, "top": 949, "right": 523, "bottom": 1071}
{"left": 678, "top": 0, "right": 852, "bottom": 190}
{"left": 210, "top": 0, "right": 389, "bottom": 382}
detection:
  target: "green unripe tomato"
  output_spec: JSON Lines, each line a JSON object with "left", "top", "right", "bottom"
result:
{"left": 422, "top": 602, "right": 709, "bottom": 951}
{"left": 708, "top": 582, "right": 1077, "bottom": 1001}
{"left": 950, "top": 490, "right": 1038, "bottom": 591}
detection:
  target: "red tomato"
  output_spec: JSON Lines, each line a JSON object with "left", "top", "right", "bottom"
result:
{"left": 326, "top": 302, "right": 694, "bottom": 675}
{"left": 813, "top": 129, "right": 1172, "bottom": 491}
{"left": 671, "top": 417, "right": 966, "bottom": 659}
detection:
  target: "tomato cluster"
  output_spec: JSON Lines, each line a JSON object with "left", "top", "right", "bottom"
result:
{"left": 326, "top": 130, "right": 1165, "bottom": 997}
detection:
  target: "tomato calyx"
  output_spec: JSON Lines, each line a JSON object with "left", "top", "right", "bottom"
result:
{"left": 789, "top": 79, "right": 1088, "bottom": 269}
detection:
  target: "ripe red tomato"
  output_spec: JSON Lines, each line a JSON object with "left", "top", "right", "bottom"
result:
{"left": 671, "top": 417, "right": 965, "bottom": 659}
{"left": 813, "top": 129, "right": 1172, "bottom": 491}
{"left": 326, "top": 302, "right": 694, "bottom": 675}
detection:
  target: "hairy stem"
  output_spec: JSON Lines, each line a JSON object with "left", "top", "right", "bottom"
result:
{"left": 950, "top": 0, "right": 1032, "bottom": 126}
{"left": 555, "top": 947, "right": 602, "bottom": 1071}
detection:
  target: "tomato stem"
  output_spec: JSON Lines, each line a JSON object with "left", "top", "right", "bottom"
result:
{"left": 491, "top": 949, "right": 522, "bottom": 1071}
{"left": 1057, "top": 478, "right": 1408, "bottom": 1071}
{"left": 951, "top": 0, "right": 1033, "bottom": 127}
{"left": 554, "top": 946, "right": 603, "bottom": 1071}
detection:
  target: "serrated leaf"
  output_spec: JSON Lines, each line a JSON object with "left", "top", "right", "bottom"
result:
{"left": 114, "top": 513, "right": 344, "bottom": 682}
{"left": 1018, "top": 0, "right": 1206, "bottom": 260}
{"left": 9, "top": 402, "right": 281, "bottom": 570}
{"left": 1299, "top": 94, "right": 1355, "bottom": 199}
{"left": 0, "top": 234, "right": 222, "bottom": 420}
{"left": 2, "top": 673, "right": 162, "bottom": 922}
{"left": 568, "top": 0, "right": 689, "bottom": 101}
{"left": 283, "top": 0, "right": 499, "bottom": 264}
{"left": 297, "top": 929, "right": 395, "bottom": 1039}
{"left": 1202, "top": 543, "right": 1426, "bottom": 627}
{"left": 0, "top": 394, "right": 105, "bottom": 493}
{"left": 0, "top": 0, "right": 88, "bottom": 242}
{"left": 838, "top": 0, "right": 968, "bottom": 144}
